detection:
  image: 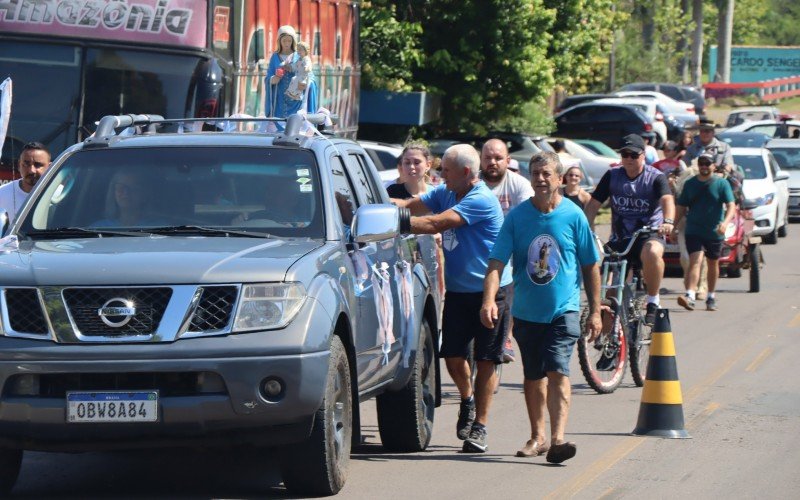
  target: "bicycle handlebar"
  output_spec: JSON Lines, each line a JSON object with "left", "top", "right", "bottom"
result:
{"left": 593, "top": 226, "right": 656, "bottom": 259}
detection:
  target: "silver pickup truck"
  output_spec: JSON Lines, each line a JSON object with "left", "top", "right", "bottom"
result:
{"left": 0, "top": 114, "right": 442, "bottom": 496}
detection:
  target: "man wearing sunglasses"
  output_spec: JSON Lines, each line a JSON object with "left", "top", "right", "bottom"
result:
{"left": 0, "top": 141, "right": 51, "bottom": 225}
{"left": 673, "top": 152, "right": 736, "bottom": 312}
{"left": 584, "top": 134, "right": 675, "bottom": 325}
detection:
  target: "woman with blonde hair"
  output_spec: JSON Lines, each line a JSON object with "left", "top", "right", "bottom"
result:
{"left": 387, "top": 141, "right": 436, "bottom": 200}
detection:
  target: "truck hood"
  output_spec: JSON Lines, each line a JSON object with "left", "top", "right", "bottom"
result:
{"left": 0, "top": 236, "right": 324, "bottom": 286}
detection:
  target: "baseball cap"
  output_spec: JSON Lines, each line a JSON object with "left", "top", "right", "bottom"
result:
{"left": 698, "top": 152, "right": 715, "bottom": 163}
{"left": 618, "top": 134, "right": 646, "bottom": 154}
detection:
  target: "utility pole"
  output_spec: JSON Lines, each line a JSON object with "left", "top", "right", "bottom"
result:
{"left": 690, "top": 0, "right": 703, "bottom": 87}
{"left": 717, "top": 0, "right": 735, "bottom": 82}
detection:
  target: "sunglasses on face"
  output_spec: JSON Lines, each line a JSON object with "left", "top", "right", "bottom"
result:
{"left": 698, "top": 161, "right": 712, "bottom": 167}
{"left": 620, "top": 151, "right": 641, "bottom": 159}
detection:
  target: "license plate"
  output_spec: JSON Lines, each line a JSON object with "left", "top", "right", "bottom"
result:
{"left": 67, "top": 391, "right": 159, "bottom": 423}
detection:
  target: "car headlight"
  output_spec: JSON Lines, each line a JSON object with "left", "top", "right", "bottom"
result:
{"left": 233, "top": 283, "right": 307, "bottom": 331}
{"left": 745, "top": 193, "right": 775, "bottom": 206}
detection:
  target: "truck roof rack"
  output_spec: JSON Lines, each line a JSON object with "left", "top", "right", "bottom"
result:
{"left": 83, "top": 112, "right": 339, "bottom": 149}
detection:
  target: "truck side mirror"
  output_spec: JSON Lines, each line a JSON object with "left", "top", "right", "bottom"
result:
{"left": 352, "top": 204, "right": 409, "bottom": 243}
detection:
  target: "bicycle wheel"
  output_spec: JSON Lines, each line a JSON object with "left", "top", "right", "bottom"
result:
{"left": 578, "top": 300, "right": 627, "bottom": 394}
{"left": 628, "top": 295, "right": 651, "bottom": 387}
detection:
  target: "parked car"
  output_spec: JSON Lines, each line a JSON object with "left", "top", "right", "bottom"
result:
{"left": 429, "top": 131, "right": 544, "bottom": 174}
{"left": 725, "top": 106, "right": 781, "bottom": 128}
{"left": 553, "top": 102, "right": 655, "bottom": 149}
{"left": 619, "top": 82, "right": 706, "bottom": 115}
{"left": 613, "top": 90, "right": 699, "bottom": 127}
{"left": 554, "top": 93, "right": 616, "bottom": 114}
{"left": 765, "top": 138, "right": 800, "bottom": 220}
{"left": 717, "top": 132, "right": 772, "bottom": 149}
{"left": 359, "top": 140, "right": 403, "bottom": 185}
{"left": 723, "top": 119, "right": 800, "bottom": 139}
{"left": 593, "top": 97, "right": 671, "bottom": 147}
{"left": 573, "top": 139, "right": 620, "bottom": 160}
{"left": 0, "top": 113, "right": 443, "bottom": 496}
{"left": 733, "top": 147, "right": 791, "bottom": 244}
{"left": 548, "top": 137, "right": 615, "bottom": 185}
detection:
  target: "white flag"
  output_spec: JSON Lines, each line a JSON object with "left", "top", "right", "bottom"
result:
{"left": 0, "top": 78, "right": 11, "bottom": 155}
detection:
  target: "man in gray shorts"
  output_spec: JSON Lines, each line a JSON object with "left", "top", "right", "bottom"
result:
{"left": 481, "top": 152, "right": 601, "bottom": 463}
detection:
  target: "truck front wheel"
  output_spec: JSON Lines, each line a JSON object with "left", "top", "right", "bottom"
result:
{"left": 281, "top": 336, "right": 352, "bottom": 496}
{"left": 376, "top": 318, "right": 436, "bottom": 452}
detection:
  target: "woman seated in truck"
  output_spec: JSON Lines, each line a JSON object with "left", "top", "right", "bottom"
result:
{"left": 92, "top": 171, "right": 165, "bottom": 227}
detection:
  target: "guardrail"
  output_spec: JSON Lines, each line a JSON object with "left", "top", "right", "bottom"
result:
{"left": 704, "top": 75, "right": 800, "bottom": 101}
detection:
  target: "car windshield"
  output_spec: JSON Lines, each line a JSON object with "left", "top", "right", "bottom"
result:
{"left": 718, "top": 133, "right": 771, "bottom": 148}
{"left": 18, "top": 147, "right": 324, "bottom": 239}
{"left": 767, "top": 147, "right": 800, "bottom": 170}
{"left": 733, "top": 155, "right": 767, "bottom": 180}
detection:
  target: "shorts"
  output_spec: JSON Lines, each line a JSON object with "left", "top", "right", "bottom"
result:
{"left": 607, "top": 233, "right": 664, "bottom": 269}
{"left": 440, "top": 286, "right": 509, "bottom": 363}
{"left": 513, "top": 312, "right": 581, "bottom": 380}
{"left": 685, "top": 234, "right": 723, "bottom": 260}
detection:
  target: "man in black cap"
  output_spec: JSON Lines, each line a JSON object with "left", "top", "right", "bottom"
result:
{"left": 684, "top": 118, "right": 734, "bottom": 169}
{"left": 584, "top": 134, "right": 675, "bottom": 325}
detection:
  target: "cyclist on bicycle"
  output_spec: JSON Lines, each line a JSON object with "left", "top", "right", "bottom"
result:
{"left": 584, "top": 134, "right": 675, "bottom": 325}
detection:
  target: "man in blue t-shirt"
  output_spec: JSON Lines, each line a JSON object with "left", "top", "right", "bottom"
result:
{"left": 392, "top": 144, "right": 512, "bottom": 453}
{"left": 482, "top": 151, "right": 601, "bottom": 464}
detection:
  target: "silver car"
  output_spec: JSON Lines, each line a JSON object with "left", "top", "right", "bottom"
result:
{"left": 0, "top": 114, "right": 442, "bottom": 496}
{"left": 766, "top": 138, "right": 800, "bottom": 220}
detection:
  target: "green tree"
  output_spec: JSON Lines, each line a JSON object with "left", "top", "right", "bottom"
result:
{"left": 360, "top": 1, "right": 425, "bottom": 92}
{"left": 760, "top": 2, "right": 800, "bottom": 45}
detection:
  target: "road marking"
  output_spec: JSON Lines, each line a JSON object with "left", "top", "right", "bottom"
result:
{"left": 547, "top": 338, "right": 758, "bottom": 499}
{"left": 745, "top": 347, "right": 773, "bottom": 372}
{"left": 543, "top": 437, "right": 646, "bottom": 500}
{"left": 789, "top": 312, "right": 800, "bottom": 328}
{"left": 686, "top": 402, "right": 720, "bottom": 430}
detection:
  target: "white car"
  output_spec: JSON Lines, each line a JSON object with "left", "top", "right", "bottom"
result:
{"left": 359, "top": 140, "right": 403, "bottom": 185}
{"left": 613, "top": 90, "right": 698, "bottom": 126}
{"left": 725, "top": 107, "right": 781, "bottom": 128}
{"left": 732, "top": 147, "right": 791, "bottom": 244}
{"left": 723, "top": 119, "right": 800, "bottom": 139}
{"left": 594, "top": 97, "right": 668, "bottom": 147}
{"left": 765, "top": 138, "right": 800, "bottom": 220}
{"left": 548, "top": 137, "right": 615, "bottom": 185}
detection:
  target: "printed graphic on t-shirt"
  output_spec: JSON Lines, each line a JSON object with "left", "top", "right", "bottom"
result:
{"left": 442, "top": 228, "right": 458, "bottom": 251}
{"left": 527, "top": 234, "right": 560, "bottom": 285}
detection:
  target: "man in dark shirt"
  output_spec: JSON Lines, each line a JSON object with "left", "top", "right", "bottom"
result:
{"left": 584, "top": 134, "right": 675, "bottom": 325}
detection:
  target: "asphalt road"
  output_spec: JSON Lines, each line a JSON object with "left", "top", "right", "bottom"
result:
{"left": 9, "top": 225, "right": 800, "bottom": 498}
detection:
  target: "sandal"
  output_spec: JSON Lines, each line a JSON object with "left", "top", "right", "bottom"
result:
{"left": 546, "top": 442, "right": 577, "bottom": 464}
{"left": 515, "top": 439, "right": 549, "bottom": 457}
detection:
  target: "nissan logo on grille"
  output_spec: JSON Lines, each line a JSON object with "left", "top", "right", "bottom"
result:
{"left": 98, "top": 298, "right": 136, "bottom": 328}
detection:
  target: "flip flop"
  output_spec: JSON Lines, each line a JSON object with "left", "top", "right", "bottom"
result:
{"left": 546, "top": 442, "right": 577, "bottom": 464}
{"left": 515, "top": 440, "right": 549, "bottom": 457}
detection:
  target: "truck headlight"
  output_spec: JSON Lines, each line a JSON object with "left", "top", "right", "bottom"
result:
{"left": 746, "top": 193, "right": 774, "bottom": 206}
{"left": 233, "top": 283, "right": 306, "bottom": 331}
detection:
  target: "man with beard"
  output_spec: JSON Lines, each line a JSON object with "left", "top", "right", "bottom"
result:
{"left": 0, "top": 142, "right": 51, "bottom": 224}
{"left": 480, "top": 138, "right": 534, "bottom": 364}
{"left": 673, "top": 152, "right": 736, "bottom": 312}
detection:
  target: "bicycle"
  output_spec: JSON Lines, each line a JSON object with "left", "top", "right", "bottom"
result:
{"left": 578, "top": 227, "right": 653, "bottom": 394}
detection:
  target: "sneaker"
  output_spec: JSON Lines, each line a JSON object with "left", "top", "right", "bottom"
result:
{"left": 706, "top": 297, "right": 717, "bottom": 311}
{"left": 595, "top": 352, "right": 618, "bottom": 371}
{"left": 502, "top": 337, "right": 516, "bottom": 363}
{"left": 645, "top": 302, "right": 658, "bottom": 325}
{"left": 462, "top": 424, "right": 488, "bottom": 453}
{"left": 456, "top": 397, "right": 475, "bottom": 441}
{"left": 677, "top": 295, "right": 695, "bottom": 311}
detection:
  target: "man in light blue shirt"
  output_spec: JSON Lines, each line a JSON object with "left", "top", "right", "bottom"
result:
{"left": 393, "top": 144, "right": 511, "bottom": 453}
{"left": 482, "top": 151, "right": 601, "bottom": 464}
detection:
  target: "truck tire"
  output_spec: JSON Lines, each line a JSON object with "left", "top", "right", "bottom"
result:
{"left": 376, "top": 318, "right": 436, "bottom": 452}
{"left": 281, "top": 336, "right": 352, "bottom": 496}
{"left": 0, "top": 449, "right": 21, "bottom": 494}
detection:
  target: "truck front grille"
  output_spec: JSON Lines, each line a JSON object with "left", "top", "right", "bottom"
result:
{"left": 189, "top": 286, "right": 238, "bottom": 332}
{"left": 63, "top": 287, "right": 172, "bottom": 335}
{"left": 5, "top": 289, "right": 49, "bottom": 335}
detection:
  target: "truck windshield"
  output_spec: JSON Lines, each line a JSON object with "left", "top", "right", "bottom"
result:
{"left": 19, "top": 147, "right": 325, "bottom": 239}
{"left": 0, "top": 41, "right": 202, "bottom": 160}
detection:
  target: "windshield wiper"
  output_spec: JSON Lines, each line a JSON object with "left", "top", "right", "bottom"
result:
{"left": 146, "top": 225, "right": 273, "bottom": 238}
{"left": 24, "top": 227, "right": 153, "bottom": 240}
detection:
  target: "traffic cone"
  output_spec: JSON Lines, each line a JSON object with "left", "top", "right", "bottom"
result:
{"left": 631, "top": 308, "right": 691, "bottom": 438}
